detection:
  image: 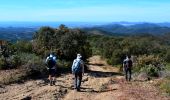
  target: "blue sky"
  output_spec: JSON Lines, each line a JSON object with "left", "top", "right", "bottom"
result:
{"left": 0, "top": 0, "right": 170, "bottom": 22}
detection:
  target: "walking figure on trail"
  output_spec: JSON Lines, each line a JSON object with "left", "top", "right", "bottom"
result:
{"left": 123, "top": 55, "right": 133, "bottom": 81}
{"left": 46, "top": 53, "right": 57, "bottom": 86}
{"left": 72, "top": 54, "right": 84, "bottom": 91}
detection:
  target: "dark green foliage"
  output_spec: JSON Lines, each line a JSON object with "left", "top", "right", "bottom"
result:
{"left": 0, "top": 41, "right": 33, "bottom": 69}
{"left": 0, "top": 42, "right": 11, "bottom": 69}
{"left": 33, "top": 27, "right": 56, "bottom": 51}
{"left": 88, "top": 34, "right": 170, "bottom": 77}
{"left": 88, "top": 34, "right": 169, "bottom": 65}
{"left": 133, "top": 55, "right": 164, "bottom": 77}
{"left": 0, "top": 57, "right": 6, "bottom": 69}
{"left": 165, "top": 50, "right": 170, "bottom": 63}
{"left": 33, "top": 25, "right": 92, "bottom": 60}
{"left": 146, "top": 65, "right": 159, "bottom": 77}
{"left": 12, "top": 40, "right": 33, "bottom": 53}
{"left": 11, "top": 54, "right": 22, "bottom": 68}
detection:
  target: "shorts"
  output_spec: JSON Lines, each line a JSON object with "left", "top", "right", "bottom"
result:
{"left": 48, "top": 69, "right": 56, "bottom": 77}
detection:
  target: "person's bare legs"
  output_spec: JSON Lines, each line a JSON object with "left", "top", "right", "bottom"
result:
{"left": 52, "top": 77, "right": 56, "bottom": 85}
{"left": 48, "top": 75, "right": 53, "bottom": 86}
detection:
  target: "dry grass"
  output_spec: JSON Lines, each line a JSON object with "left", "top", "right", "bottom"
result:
{"left": 0, "top": 69, "right": 26, "bottom": 85}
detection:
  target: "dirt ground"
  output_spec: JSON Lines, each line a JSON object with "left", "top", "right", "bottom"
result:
{"left": 0, "top": 56, "right": 169, "bottom": 100}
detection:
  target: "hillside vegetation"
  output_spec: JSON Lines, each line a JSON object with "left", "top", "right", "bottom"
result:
{"left": 0, "top": 24, "right": 170, "bottom": 99}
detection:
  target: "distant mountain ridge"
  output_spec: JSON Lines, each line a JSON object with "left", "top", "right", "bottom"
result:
{"left": 83, "top": 22, "right": 170, "bottom": 35}
{"left": 107, "top": 22, "right": 170, "bottom": 27}
{"left": 1, "top": 21, "right": 170, "bottom": 28}
{"left": 1, "top": 22, "right": 170, "bottom": 41}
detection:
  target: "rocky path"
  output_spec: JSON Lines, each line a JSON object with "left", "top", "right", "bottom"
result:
{"left": 0, "top": 56, "right": 169, "bottom": 100}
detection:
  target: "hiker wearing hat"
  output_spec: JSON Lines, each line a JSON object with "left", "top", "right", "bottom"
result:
{"left": 71, "top": 54, "right": 84, "bottom": 91}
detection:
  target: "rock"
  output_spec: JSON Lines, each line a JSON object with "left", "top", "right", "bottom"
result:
{"left": 64, "top": 89, "right": 68, "bottom": 94}
{"left": 21, "top": 96, "right": 32, "bottom": 100}
{"left": 149, "top": 80, "right": 154, "bottom": 83}
{"left": 82, "top": 77, "right": 88, "bottom": 82}
{"left": 36, "top": 80, "right": 45, "bottom": 85}
{"left": 134, "top": 72, "right": 148, "bottom": 81}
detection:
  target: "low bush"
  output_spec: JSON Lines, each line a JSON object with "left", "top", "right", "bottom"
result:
{"left": 20, "top": 53, "right": 47, "bottom": 78}
{"left": 0, "top": 57, "right": 6, "bottom": 69}
{"left": 22, "top": 61, "right": 46, "bottom": 79}
{"left": 133, "top": 55, "right": 165, "bottom": 77}
{"left": 165, "top": 50, "right": 170, "bottom": 63}
{"left": 159, "top": 78, "right": 170, "bottom": 96}
{"left": 140, "top": 65, "right": 159, "bottom": 77}
{"left": 11, "top": 40, "right": 33, "bottom": 53}
{"left": 11, "top": 54, "right": 22, "bottom": 68}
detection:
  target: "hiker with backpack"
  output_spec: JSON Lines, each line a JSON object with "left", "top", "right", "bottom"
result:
{"left": 72, "top": 54, "right": 84, "bottom": 91}
{"left": 123, "top": 55, "right": 133, "bottom": 81}
{"left": 46, "top": 53, "right": 57, "bottom": 86}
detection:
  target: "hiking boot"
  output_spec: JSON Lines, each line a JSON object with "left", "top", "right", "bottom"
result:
{"left": 76, "top": 88, "right": 80, "bottom": 92}
{"left": 52, "top": 81, "right": 55, "bottom": 85}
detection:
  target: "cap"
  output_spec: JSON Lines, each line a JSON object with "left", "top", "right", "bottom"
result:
{"left": 50, "top": 54, "right": 53, "bottom": 57}
{"left": 77, "top": 54, "right": 82, "bottom": 59}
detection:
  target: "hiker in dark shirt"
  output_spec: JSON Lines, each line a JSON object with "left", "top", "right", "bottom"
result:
{"left": 123, "top": 56, "right": 133, "bottom": 81}
{"left": 46, "top": 53, "right": 57, "bottom": 86}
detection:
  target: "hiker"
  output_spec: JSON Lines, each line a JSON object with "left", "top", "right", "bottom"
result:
{"left": 123, "top": 55, "right": 133, "bottom": 81}
{"left": 46, "top": 53, "right": 57, "bottom": 86}
{"left": 72, "top": 54, "right": 84, "bottom": 91}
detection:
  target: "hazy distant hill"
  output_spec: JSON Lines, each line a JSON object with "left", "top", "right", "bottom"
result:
{"left": 1, "top": 22, "right": 170, "bottom": 41}
{"left": 0, "top": 27, "right": 37, "bottom": 42}
{"left": 0, "top": 22, "right": 106, "bottom": 28}
{"left": 83, "top": 23, "right": 170, "bottom": 35}
{"left": 107, "top": 22, "right": 170, "bottom": 27}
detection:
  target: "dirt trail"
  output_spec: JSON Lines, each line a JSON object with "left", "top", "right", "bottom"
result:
{"left": 0, "top": 56, "right": 169, "bottom": 100}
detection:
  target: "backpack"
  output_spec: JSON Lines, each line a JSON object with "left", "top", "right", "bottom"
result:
{"left": 47, "top": 57, "right": 56, "bottom": 69}
{"left": 124, "top": 59, "right": 132, "bottom": 68}
{"left": 72, "top": 59, "right": 82, "bottom": 73}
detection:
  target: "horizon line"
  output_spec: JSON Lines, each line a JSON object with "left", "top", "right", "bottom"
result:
{"left": 0, "top": 21, "right": 170, "bottom": 23}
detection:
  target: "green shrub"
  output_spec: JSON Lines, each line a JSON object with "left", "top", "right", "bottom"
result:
{"left": 160, "top": 78, "right": 170, "bottom": 95}
{"left": 11, "top": 40, "right": 33, "bottom": 53}
{"left": 0, "top": 57, "right": 6, "bottom": 69}
{"left": 142, "top": 65, "right": 159, "bottom": 77}
{"left": 0, "top": 53, "right": 46, "bottom": 84}
{"left": 133, "top": 55, "right": 164, "bottom": 77}
{"left": 11, "top": 54, "right": 22, "bottom": 68}
{"left": 165, "top": 63, "right": 170, "bottom": 71}
{"left": 137, "top": 55, "right": 163, "bottom": 67}
{"left": 22, "top": 60, "right": 46, "bottom": 78}
{"left": 33, "top": 25, "right": 92, "bottom": 61}
{"left": 165, "top": 50, "right": 170, "bottom": 63}
{"left": 19, "top": 53, "right": 47, "bottom": 77}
